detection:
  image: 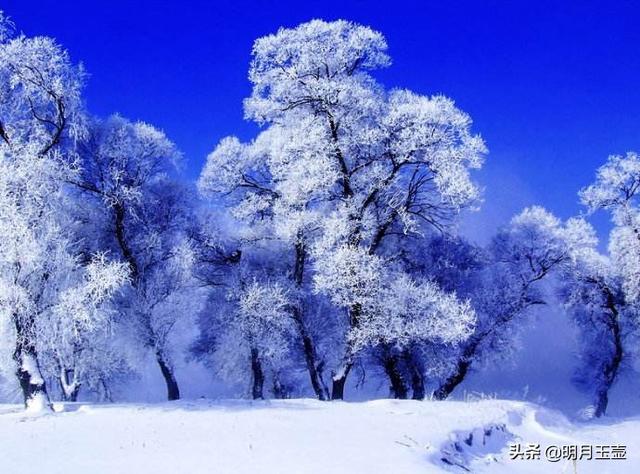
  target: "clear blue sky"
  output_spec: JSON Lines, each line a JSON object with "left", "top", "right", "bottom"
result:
{"left": 4, "top": 0, "right": 639, "bottom": 240}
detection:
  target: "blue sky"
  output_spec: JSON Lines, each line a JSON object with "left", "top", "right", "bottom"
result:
{"left": 4, "top": 0, "right": 639, "bottom": 240}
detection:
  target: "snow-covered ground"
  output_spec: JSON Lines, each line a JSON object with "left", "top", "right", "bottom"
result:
{"left": 1, "top": 399, "right": 637, "bottom": 473}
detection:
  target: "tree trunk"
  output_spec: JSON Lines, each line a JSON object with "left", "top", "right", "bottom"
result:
{"left": 98, "top": 376, "right": 113, "bottom": 402}
{"left": 434, "top": 336, "right": 481, "bottom": 400}
{"left": 331, "top": 305, "right": 362, "bottom": 400}
{"left": 594, "top": 388, "right": 609, "bottom": 418}
{"left": 59, "top": 368, "right": 81, "bottom": 402}
{"left": 434, "top": 357, "right": 472, "bottom": 401}
{"left": 155, "top": 350, "right": 180, "bottom": 401}
{"left": 291, "top": 241, "right": 329, "bottom": 400}
{"left": 293, "top": 308, "right": 329, "bottom": 400}
{"left": 300, "top": 329, "right": 329, "bottom": 400}
{"left": 115, "top": 202, "right": 182, "bottom": 403}
{"left": 250, "top": 347, "right": 264, "bottom": 400}
{"left": 272, "top": 372, "right": 289, "bottom": 399}
{"left": 114, "top": 203, "right": 181, "bottom": 403}
{"left": 381, "top": 347, "right": 408, "bottom": 399}
{"left": 331, "top": 362, "right": 353, "bottom": 400}
{"left": 593, "top": 288, "right": 624, "bottom": 417}
{"left": 13, "top": 317, "right": 51, "bottom": 411}
{"left": 114, "top": 202, "right": 139, "bottom": 281}
{"left": 403, "top": 350, "right": 425, "bottom": 400}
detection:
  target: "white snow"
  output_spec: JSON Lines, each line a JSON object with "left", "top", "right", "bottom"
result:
{"left": 20, "top": 354, "right": 44, "bottom": 386}
{"left": 23, "top": 392, "right": 50, "bottom": 413}
{"left": 1, "top": 398, "right": 638, "bottom": 473}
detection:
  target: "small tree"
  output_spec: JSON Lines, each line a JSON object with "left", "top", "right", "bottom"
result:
{"left": 38, "top": 254, "right": 129, "bottom": 401}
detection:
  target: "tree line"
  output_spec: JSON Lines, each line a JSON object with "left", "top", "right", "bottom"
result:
{"left": 0, "top": 14, "right": 637, "bottom": 417}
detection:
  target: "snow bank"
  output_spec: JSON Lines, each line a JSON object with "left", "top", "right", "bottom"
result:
{"left": 0, "top": 399, "right": 637, "bottom": 473}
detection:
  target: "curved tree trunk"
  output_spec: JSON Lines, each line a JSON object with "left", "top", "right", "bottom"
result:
{"left": 156, "top": 350, "right": 180, "bottom": 401}
{"left": 434, "top": 336, "right": 482, "bottom": 400}
{"left": 594, "top": 288, "right": 624, "bottom": 417}
{"left": 293, "top": 309, "right": 330, "bottom": 400}
{"left": 331, "top": 303, "right": 364, "bottom": 400}
{"left": 115, "top": 201, "right": 181, "bottom": 402}
{"left": 433, "top": 339, "right": 477, "bottom": 400}
{"left": 114, "top": 203, "right": 183, "bottom": 402}
{"left": 434, "top": 358, "right": 471, "bottom": 400}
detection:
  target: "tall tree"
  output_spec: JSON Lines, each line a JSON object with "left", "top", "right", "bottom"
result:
{"left": 201, "top": 20, "right": 485, "bottom": 399}
{"left": 574, "top": 151, "right": 640, "bottom": 416}
{"left": 0, "top": 12, "right": 121, "bottom": 410}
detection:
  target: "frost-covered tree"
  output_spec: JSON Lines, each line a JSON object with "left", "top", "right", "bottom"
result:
{"left": 37, "top": 254, "right": 129, "bottom": 401}
{"left": 383, "top": 235, "right": 485, "bottom": 399}
{"left": 313, "top": 243, "right": 476, "bottom": 399}
{"left": 221, "top": 279, "right": 294, "bottom": 399}
{"left": 0, "top": 13, "right": 122, "bottom": 410}
{"left": 201, "top": 19, "right": 485, "bottom": 400}
{"left": 191, "top": 223, "right": 314, "bottom": 400}
{"left": 74, "top": 115, "right": 199, "bottom": 401}
{"left": 199, "top": 131, "right": 334, "bottom": 400}
{"left": 580, "top": 152, "right": 640, "bottom": 303}
{"left": 0, "top": 11, "right": 12, "bottom": 43}
{"left": 434, "top": 207, "right": 595, "bottom": 399}
{"left": 573, "top": 151, "right": 640, "bottom": 416}
{"left": 558, "top": 236, "right": 629, "bottom": 418}
{"left": 0, "top": 16, "right": 84, "bottom": 157}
